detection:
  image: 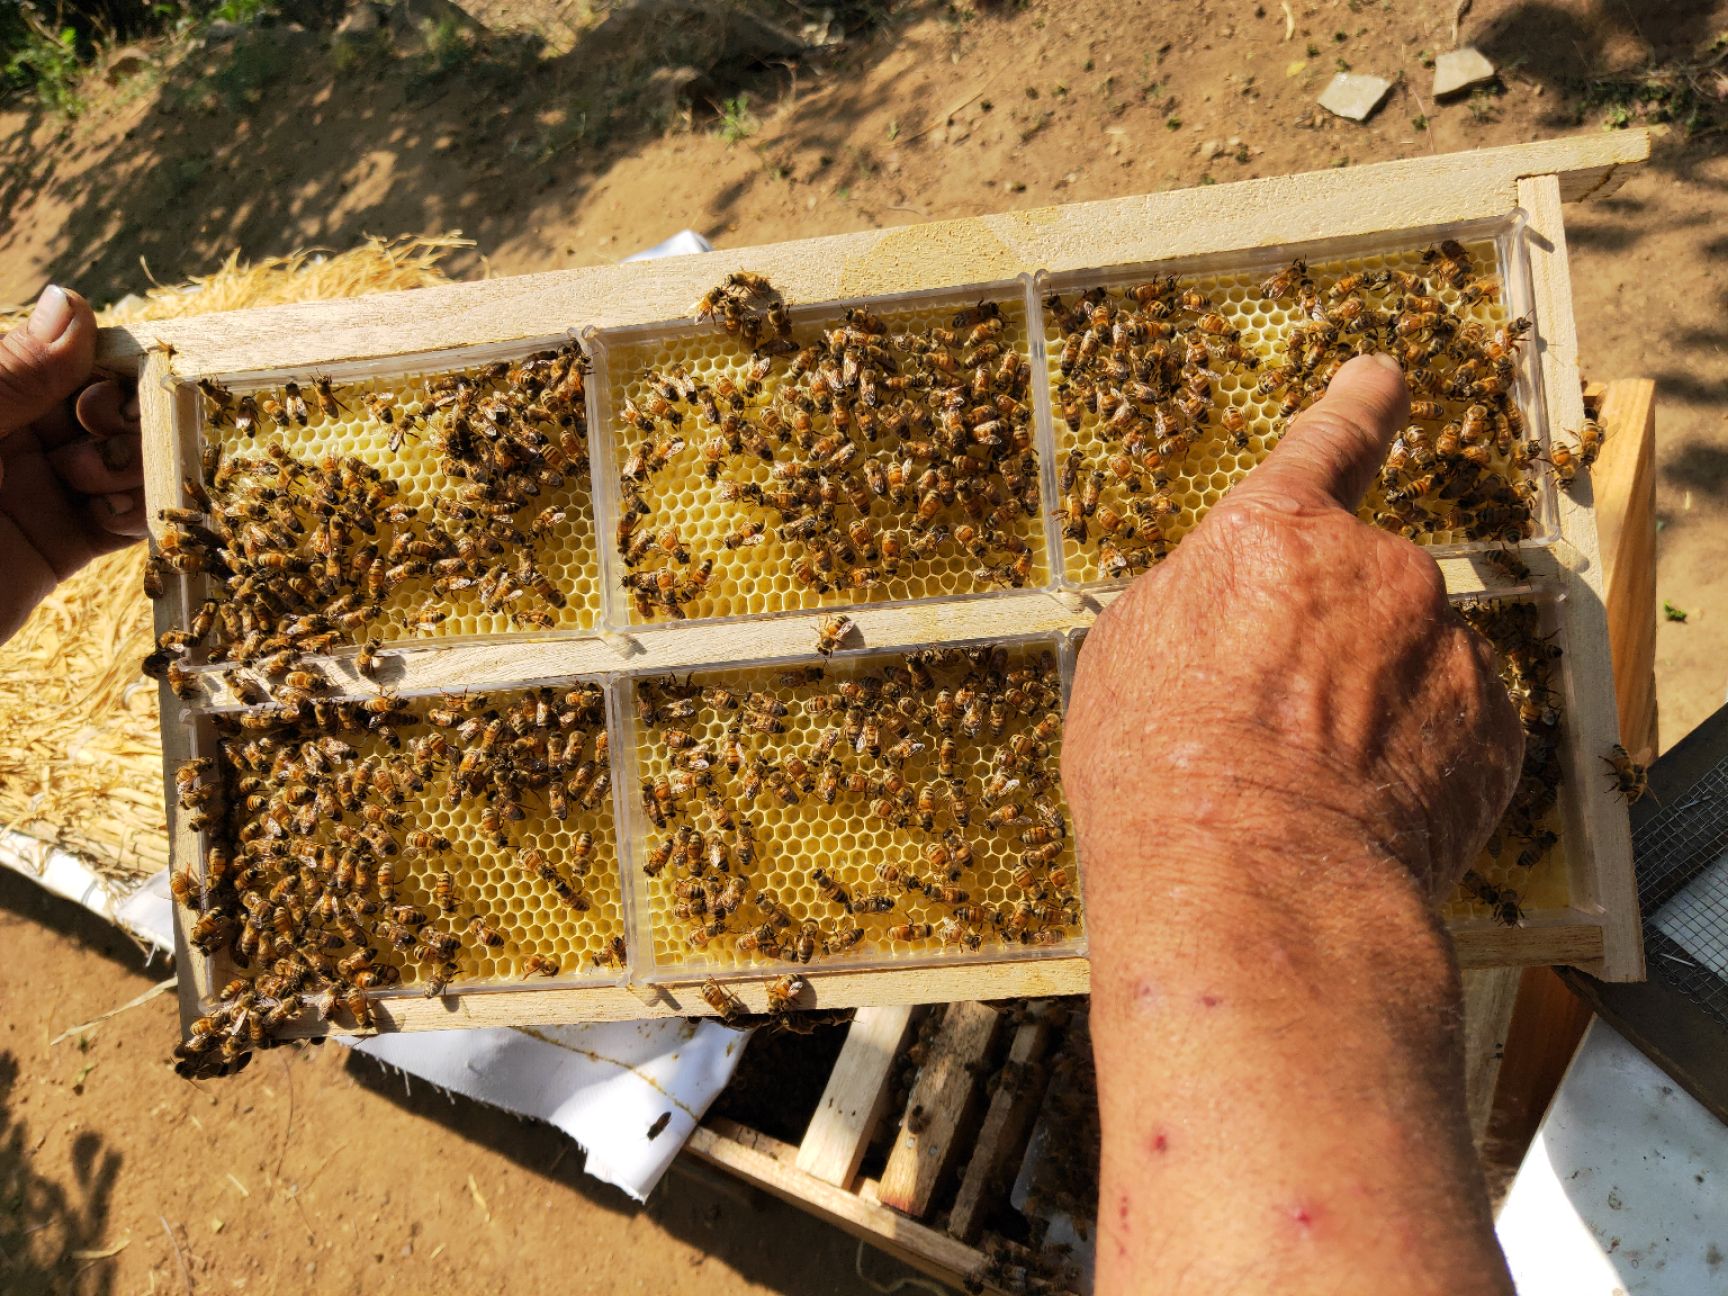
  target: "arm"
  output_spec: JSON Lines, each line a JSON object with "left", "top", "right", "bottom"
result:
{"left": 1064, "top": 355, "right": 1522, "bottom": 1295}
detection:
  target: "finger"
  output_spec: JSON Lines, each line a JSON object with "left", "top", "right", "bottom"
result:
{"left": 75, "top": 379, "right": 140, "bottom": 440}
{"left": 87, "top": 490, "right": 149, "bottom": 541}
{"left": 0, "top": 286, "right": 97, "bottom": 438}
{"left": 1230, "top": 353, "right": 1410, "bottom": 513}
{"left": 48, "top": 433, "right": 143, "bottom": 494}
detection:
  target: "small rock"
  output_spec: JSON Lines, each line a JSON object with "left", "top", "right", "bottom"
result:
{"left": 1201, "top": 138, "right": 1224, "bottom": 159}
{"left": 1317, "top": 72, "right": 1393, "bottom": 122}
{"left": 202, "top": 19, "right": 244, "bottom": 42}
{"left": 1433, "top": 47, "right": 1497, "bottom": 98}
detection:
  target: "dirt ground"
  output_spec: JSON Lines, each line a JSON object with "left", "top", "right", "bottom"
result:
{"left": 1, "top": 0, "right": 1726, "bottom": 1291}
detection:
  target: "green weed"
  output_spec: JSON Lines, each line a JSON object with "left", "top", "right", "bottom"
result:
{"left": 717, "top": 93, "right": 757, "bottom": 143}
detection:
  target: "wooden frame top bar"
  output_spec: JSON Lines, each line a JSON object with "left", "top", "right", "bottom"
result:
{"left": 95, "top": 132, "right": 1649, "bottom": 379}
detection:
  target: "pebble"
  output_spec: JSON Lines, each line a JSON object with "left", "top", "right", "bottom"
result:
{"left": 1317, "top": 72, "right": 1393, "bottom": 122}
{"left": 1433, "top": 47, "right": 1498, "bottom": 98}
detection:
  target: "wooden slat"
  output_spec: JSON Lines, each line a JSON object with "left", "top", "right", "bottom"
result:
{"left": 1453, "top": 920, "right": 1602, "bottom": 969}
{"left": 1460, "top": 968, "right": 1524, "bottom": 1150}
{"left": 1592, "top": 379, "right": 1659, "bottom": 756}
{"left": 223, "top": 916, "right": 1608, "bottom": 1037}
{"left": 140, "top": 352, "right": 212, "bottom": 1024}
{"left": 188, "top": 554, "right": 1554, "bottom": 709}
{"left": 878, "top": 1002, "right": 1005, "bottom": 1217}
{"left": 687, "top": 1120, "right": 995, "bottom": 1293}
{"left": 796, "top": 1005, "right": 918, "bottom": 1188}
{"left": 1518, "top": 174, "right": 1643, "bottom": 983}
{"left": 92, "top": 134, "right": 1650, "bottom": 379}
{"left": 949, "top": 1002, "right": 1064, "bottom": 1243}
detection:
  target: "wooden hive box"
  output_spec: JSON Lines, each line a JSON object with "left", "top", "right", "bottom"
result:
{"left": 97, "top": 131, "right": 1652, "bottom": 1055}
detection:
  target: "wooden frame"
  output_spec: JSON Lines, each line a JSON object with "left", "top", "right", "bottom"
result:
{"left": 102, "top": 132, "right": 1652, "bottom": 1042}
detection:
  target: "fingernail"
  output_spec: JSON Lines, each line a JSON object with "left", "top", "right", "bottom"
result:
{"left": 101, "top": 492, "right": 132, "bottom": 517}
{"left": 100, "top": 437, "right": 136, "bottom": 471}
{"left": 27, "top": 285, "right": 73, "bottom": 343}
{"left": 1365, "top": 353, "right": 1403, "bottom": 374}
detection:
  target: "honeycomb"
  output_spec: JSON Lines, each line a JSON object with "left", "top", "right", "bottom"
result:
{"left": 619, "top": 640, "right": 1082, "bottom": 977}
{"left": 599, "top": 287, "right": 1050, "bottom": 626}
{"left": 189, "top": 344, "right": 601, "bottom": 654}
{"left": 189, "top": 680, "right": 624, "bottom": 1022}
{"left": 1045, "top": 238, "right": 1539, "bottom": 587}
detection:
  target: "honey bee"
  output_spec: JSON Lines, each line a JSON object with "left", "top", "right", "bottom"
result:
{"left": 824, "top": 925, "right": 865, "bottom": 955}
{"left": 814, "top": 614, "right": 853, "bottom": 656}
{"left": 165, "top": 658, "right": 203, "bottom": 701}
{"left": 1421, "top": 238, "right": 1472, "bottom": 287}
{"left": 764, "top": 974, "right": 807, "bottom": 1013}
{"left": 700, "top": 976, "right": 746, "bottom": 1022}
{"left": 355, "top": 636, "right": 384, "bottom": 680}
{"left": 1602, "top": 744, "right": 1649, "bottom": 804}
{"left": 233, "top": 393, "right": 260, "bottom": 436}
{"left": 1461, "top": 869, "right": 1523, "bottom": 926}
{"left": 281, "top": 382, "right": 310, "bottom": 427}
{"left": 312, "top": 375, "right": 347, "bottom": 419}
{"left": 1259, "top": 259, "right": 1309, "bottom": 300}
{"left": 522, "top": 954, "right": 560, "bottom": 978}
{"left": 468, "top": 917, "right": 505, "bottom": 948}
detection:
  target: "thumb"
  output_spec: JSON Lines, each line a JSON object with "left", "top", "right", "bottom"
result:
{"left": 0, "top": 285, "right": 97, "bottom": 437}
{"left": 1229, "top": 352, "right": 1410, "bottom": 512}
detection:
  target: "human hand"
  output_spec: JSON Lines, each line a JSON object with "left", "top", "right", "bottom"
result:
{"left": 1071, "top": 351, "right": 1522, "bottom": 1295}
{"left": 0, "top": 285, "right": 145, "bottom": 645}
{"left": 1063, "top": 353, "right": 1524, "bottom": 913}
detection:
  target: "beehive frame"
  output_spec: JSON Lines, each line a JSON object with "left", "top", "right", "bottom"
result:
{"left": 102, "top": 132, "right": 1651, "bottom": 1040}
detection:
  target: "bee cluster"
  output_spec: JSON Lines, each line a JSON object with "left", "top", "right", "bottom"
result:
{"left": 1047, "top": 278, "right": 1260, "bottom": 580}
{"left": 170, "top": 683, "right": 624, "bottom": 1078}
{"left": 1454, "top": 595, "right": 1566, "bottom": 926}
{"left": 631, "top": 643, "right": 1079, "bottom": 973}
{"left": 612, "top": 273, "right": 1045, "bottom": 623}
{"left": 1258, "top": 241, "right": 1543, "bottom": 545}
{"left": 142, "top": 344, "right": 596, "bottom": 705}
{"left": 1048, "top": 239, "right": 1605, "bottom": 586}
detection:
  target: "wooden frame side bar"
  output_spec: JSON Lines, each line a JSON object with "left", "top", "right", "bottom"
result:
{"left": 1517, "top": 174, "right": 1643, "bottom": 982}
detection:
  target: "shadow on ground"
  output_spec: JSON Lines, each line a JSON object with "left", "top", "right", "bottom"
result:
{"left": 0, "top": 1048, "right": 124, "bottom": 1296}
{"left": 0, "top": 1, "right": 950, "bottom": 307}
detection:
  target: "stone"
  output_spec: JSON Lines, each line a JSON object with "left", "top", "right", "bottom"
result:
{"left": 1201, "top": 138, "right": 1224, "bottom": 159}
{"left": 1317, "top": 72, "right": 1393, "bottom": 122}
{"left": 1433, "top": 47, "right": 1497, "bottom": 98}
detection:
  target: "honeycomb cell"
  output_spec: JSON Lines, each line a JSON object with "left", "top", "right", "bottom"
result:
{"left": 620, "top": 641, "right": 1082, "bottom": 976}
{"left": 1046, "top": 239, "right": 1540, "bottom": 588}
{"left": 190, "top": 680, "right": 626, "bottom": 1025}
{"left": 182, "top": 344, "right": 601, "bottom": 664}
{"left": 600, "top": 287, "right": 1051, "bottom": 627}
